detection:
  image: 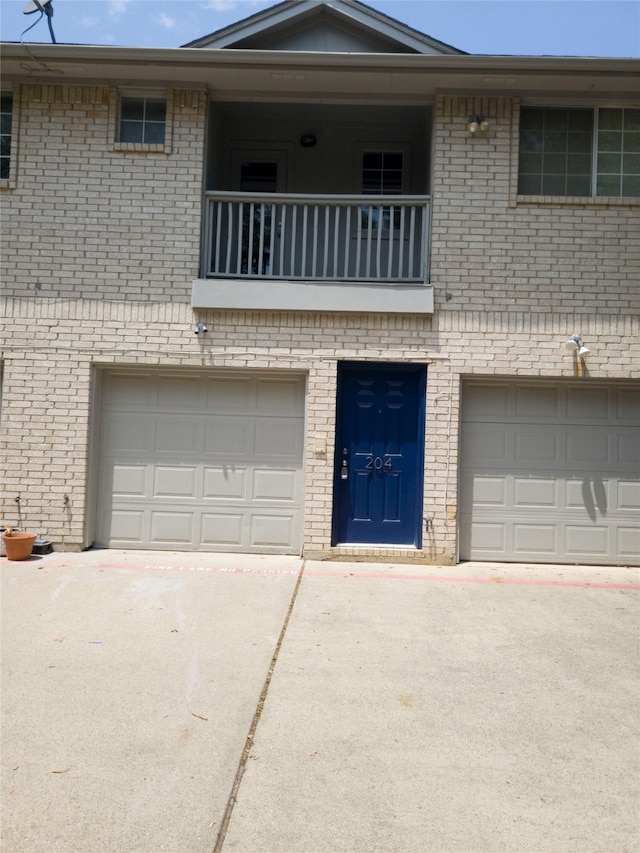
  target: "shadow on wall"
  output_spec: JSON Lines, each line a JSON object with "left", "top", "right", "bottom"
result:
{"left": 582, "top": 476, "right": 608, "bottom": 522}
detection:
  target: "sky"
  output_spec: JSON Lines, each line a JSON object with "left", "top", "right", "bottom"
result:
{"left": 0, "top": 0, "right": 638, "bottom": 57}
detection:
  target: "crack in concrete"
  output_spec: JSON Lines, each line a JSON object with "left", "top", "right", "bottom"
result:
{"left": 213, "top": 560, "right": 306, "bottom": 853}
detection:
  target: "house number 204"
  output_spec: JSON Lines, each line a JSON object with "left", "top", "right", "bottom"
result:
{"left": 365, "top": 456, "right": 393, "bottom": 471}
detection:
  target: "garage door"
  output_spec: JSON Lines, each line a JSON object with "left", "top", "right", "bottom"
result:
{"left": 459, "top": 379, "right": 639, "bottom": 565}
{"left": 95, "top": 370, "right": 305, "bottom": 553}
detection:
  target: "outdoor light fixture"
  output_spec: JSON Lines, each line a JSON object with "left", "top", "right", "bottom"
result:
{"left": 194, "top": 322, "right": 208, "bottom": 335}
{"left": 565, "top": 334, "right": 590, "bottom": 358}
{"left": 300, "top": 134, "right": 317, "bottom": 148}
{"left": 467, "top": 114, "right": 489, "bottom": 134}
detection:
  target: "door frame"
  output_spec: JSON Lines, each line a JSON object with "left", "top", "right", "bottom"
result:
{"left": 331, "top": 361, "right": 426, "bottom": 548}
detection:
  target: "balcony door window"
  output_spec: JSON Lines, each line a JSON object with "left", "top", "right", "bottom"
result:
{"left": 361, "top": 150, "right": 404, "bottom": 231}
{"left": 362, "top": 151, "right": 404, "bottom": 194}
{"left": 231, "top": 149, "right": 288, "bottom": 193}
{"left": 240, "top": 161, "right": 278, "bottom": 192}
{"left": 231, "top": 152, "right": 288, "bottom": 276}
{"left": 240, "top": 162, "right": 277, "bottom": 273}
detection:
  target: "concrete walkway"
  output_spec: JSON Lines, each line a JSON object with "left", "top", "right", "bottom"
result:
{"left": 1, "top": 550, "right": 639, "bottom": 853}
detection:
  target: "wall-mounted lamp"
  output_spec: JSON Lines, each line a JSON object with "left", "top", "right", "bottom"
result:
{"left": 300, "top": 134, "right": 317, "bottom": 148}
{"left": 194, "top": 322, "right": 208, "bottom": 335}
{"left": 565, "top": 334, "right": 590, "bottom": 358}
{"left": 467, "top": 114, "right": 489, "bottom": 134}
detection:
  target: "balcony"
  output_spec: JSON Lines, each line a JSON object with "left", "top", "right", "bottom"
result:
{"left": 192, "top": 192, "right": 433, "bottom": 314}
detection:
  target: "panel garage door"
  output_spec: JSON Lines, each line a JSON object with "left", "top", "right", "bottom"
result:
{"left": 459, "top": 379, "right": 639, "bottom": 565}
{"left": 95, "top": 370, "right": 305, "bottom": 553}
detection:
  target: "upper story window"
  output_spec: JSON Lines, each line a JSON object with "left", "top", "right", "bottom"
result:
{"left": 1, "top": 93, "right": 13, "bottom": 181}
{"left": 110, "top": 88, "right": 174, "bottom": 154}
{"left": 518, "top": 107, "right": 640, "bottom": 198}
{"left": 119, "top": 96, "right": 167, "bottom": 144}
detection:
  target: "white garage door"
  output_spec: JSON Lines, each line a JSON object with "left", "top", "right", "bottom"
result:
{"left": 95, "top": 370, "right": 305, "bottom": 553}
{"left": 459, "top": 379, "right": 639, "bottom": 565}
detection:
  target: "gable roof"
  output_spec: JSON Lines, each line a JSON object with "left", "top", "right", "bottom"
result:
{"left": 183, "top": 0, "right": 465, "bottom": 55}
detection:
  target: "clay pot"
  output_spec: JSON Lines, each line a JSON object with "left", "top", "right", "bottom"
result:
{"left": 2, "top": 531, "right": 37, "bottom": 561}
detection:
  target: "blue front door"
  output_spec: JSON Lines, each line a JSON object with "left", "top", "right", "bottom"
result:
{"left": 332, "top": 362, "right": 426, "bottom": 546}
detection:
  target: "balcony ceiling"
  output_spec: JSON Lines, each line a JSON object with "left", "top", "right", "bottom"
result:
{"left": 1, "top": 44, "right": 638, "bottom": 103}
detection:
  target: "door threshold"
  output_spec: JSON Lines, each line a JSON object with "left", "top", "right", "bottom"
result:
{"left": 310, "top": 545, "right": 429, "bottom": 564}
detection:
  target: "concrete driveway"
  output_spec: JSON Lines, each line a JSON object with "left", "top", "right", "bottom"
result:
{"left": 1, "top": 551, "right": 638, "bottom": 853}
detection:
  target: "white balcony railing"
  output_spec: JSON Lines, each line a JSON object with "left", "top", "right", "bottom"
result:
{"left": 202, "top": 192, "right": 430, "bottom": 283}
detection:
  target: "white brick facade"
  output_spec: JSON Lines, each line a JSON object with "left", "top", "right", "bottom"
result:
{"left": 1, "top": 79, "right": 639, "bottom": 561}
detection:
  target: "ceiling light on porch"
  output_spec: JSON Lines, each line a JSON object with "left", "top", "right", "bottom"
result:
{"left": 565, "top": 334, "right": 590, "bottom": 357}
{"left": 467, "top": 114, "right": 489, "bottom": 133}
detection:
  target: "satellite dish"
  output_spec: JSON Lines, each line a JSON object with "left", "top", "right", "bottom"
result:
{"left": 21, "top": 0, "right": 56, "bottom": 44}
{"left": 23, "top": 0, "right": 52, "bottom": 13}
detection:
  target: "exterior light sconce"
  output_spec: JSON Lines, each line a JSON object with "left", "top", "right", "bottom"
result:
{"left": 467, "top": 114, "right": 489, "bottom": 134}
{"left": 300, "top": 134, "right": 317, "bottom": 148}
{"left": 565, "top": 334, "right": 590, "bottom": 358}
{"left": 194, "top": 322, "right": 208, "bottom": 335}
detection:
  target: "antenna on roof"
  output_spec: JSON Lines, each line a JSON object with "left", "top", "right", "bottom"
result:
{"left": 22, "top": 0, "right": 57, "bottom": 44}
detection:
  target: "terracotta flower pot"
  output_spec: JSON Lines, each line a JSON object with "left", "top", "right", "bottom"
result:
{"left": 2, "top": 532, "right": 37, "bottom": 561}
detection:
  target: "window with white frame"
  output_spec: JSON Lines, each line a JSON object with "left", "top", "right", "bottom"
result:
{"left": 110, "top": 89, "right": 173, "bottom": 154}
{"left": 361, "top": 150, "right": 404, "bottom": 230}
{"left": 362, "top": 150, "right": 404, "bottom": 194}
{"left": 518, "top": 106, "right": 640, "bottom": 198}
{"left": 1, "top": 93, "right": 13, "bottom": 181}
{"left": 118, "top": 96, "right": 167, "bottom": 144}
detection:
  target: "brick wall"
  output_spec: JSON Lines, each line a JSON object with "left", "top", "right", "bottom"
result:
{"left": 2, "top": 85, "right": 206, "bottom": 301}
{"left": 1, "top": 88, "right": 638, "bottom": 559}
{"left": 431, "top": 97, "right": 640, "bottom": 316}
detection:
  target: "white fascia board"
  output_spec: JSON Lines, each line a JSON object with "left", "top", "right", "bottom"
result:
{"left": 192, "top": 278, "right": 433, "bottom": 314}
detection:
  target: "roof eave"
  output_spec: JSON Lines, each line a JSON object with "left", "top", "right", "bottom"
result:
{"left": 1, "top": 44, "right": 638, "bottom": 103}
